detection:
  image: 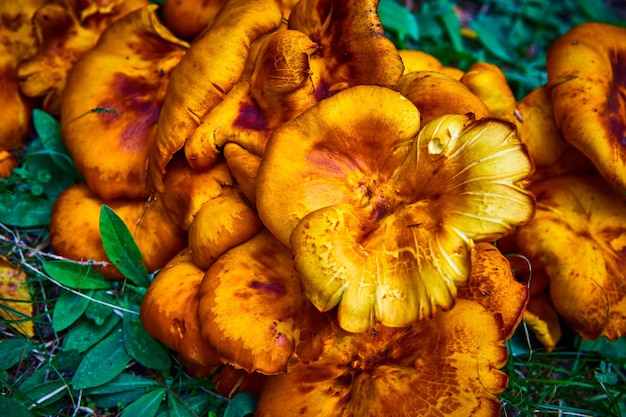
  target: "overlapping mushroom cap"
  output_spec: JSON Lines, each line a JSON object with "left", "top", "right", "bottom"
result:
{"left": 512, "top": 175, "right": 626, "bottom": 340}
{"left": 0, "top": 0, "right": 45, "bottom": 153}
{"left": 546, "top": 22, "right": 626, "bottom": 190}
{"left": 60, "top": 5, "right": 188, "bottom": 201}
{"left": 17, "top": 0, "right": 148, "bottom": 115}
{"left": 255, "top": 298, "right": 509, "bottom": 417}
{"left": 288, "top": 0, "right": 404, "bottom": 100}
{"left": 257, "top": 85, "right": 535, "bottom": 332}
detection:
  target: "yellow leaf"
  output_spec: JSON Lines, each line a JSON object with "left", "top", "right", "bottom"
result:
{"left": 0, "top": 255, "right": 33, "bottom": 337}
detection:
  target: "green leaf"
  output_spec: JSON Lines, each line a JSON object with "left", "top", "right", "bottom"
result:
{"left": 90, "top": 389, "right": 147, "bottom": 409}
{"left": 32, "top": 109, "right": 77, "bottom": 175}
{"left": 167, "top": 393, "right": 198, "bottom": 417}
{"left": 123, "top": 313, "right": 171, "bottom": 370}
{"left": 0, "top": 192, "right": 53, "bottom": 227}
{"left": 579, "top": 336, "right": 626, "bottom": 359}
{"left": 19, "top": 379, "right": 69, "bottom": 408}
{"left": 72, "top": 327, "right": 131, "bottom": 390}
{"left": 0, "top": 338, "right": 31, "bottom": 370}
{"left": 52, "top": 290, "right": 93, "bottom": 332}
{"left": 43, "top": 260, "right": 112, "bottom": 290}
{"left": 84, "top": 289, "right": 116, "bottom": 325}
{"left": 120, "top": 388, "right": 166, "bottom": 417}
{"left": 224, "top": 392, "right": 258, "bottom": 417}
{"left": 438, "top": 7, "right": 463, "bottom": 52}
{"left": 63, "top": 314, "right": 120, "bottom": 353}
{"left": 0, "top": 395, "right": 34, "bottom": 417}
{"left": 471, "top": 17, "right": 513, "bottom": 63}
{"left": 99, "top": 205, "right": 150, "bottom": 287}
{"left": 378, "top": 0, "right": 419, "bottom": 40}
{"left": 86, "top": 373, "right": 160, "bottom": 395}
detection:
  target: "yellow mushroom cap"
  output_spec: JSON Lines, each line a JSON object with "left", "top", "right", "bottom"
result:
{"left": 49, "top": 183, "right": 186, "bottom": 280}
{"left": 60, "top": 5, "right": 188, "bottom": 201}
{"left": 197, "top": 229, "right": 328, "bottom": 374}
{"left": 140, "top": 248, "right": 223, "bottom": 368}
{"left": 255, "top": 299, "right": 509, "bottom": 417}
{"left": 460, "top": 62, "right": 518, "bottom": 124}
{"left": 257, "top": 85, "right": 535, "bottom": 332}
{"left": 547, "top": 22, "right": 626, "bottom": 190}
{"left": 513, "top": 175, "right": 626, "bottom": 340}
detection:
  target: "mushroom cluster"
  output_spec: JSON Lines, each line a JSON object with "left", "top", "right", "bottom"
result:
{"left": 12, "top": 0, "right": 626, "bottom": 414}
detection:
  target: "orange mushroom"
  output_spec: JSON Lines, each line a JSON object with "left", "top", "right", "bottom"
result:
{"left": 0, "top": 0, "right": 45, "bottom": 154}
{"left": 60, "top": 5, "right": 188, "bottom": 201}
{"left": 396, "top": 70, "right": 491, "bottom": 124}
{"left": 49, "top": 183, "right": 186, "bottom": 280}
{"left": 140, "top": 248, "right": 223, "bottom": 368}
{"left": 147, "top": 0, "right": 282, "bottom": 191}
{"left": 17, "top": 0, "right": 148, "bottom": 115}
{"left": 511, "top": 174, "right": 626, "bottom": 340}
{"left": 460, "top": 62, "right": 518, "bottom": 124}
{"left": 546, "top": 22, "right": 626, "bottom": 190}
{"left": 197, "top": 229, "right": 329, "bottom": 374}
{"left": 288, "top": 0, "right": 404, "bottom": 100}
{"left": 255, "top": 298, "right": 509, "bottom": 417}
{"left": 257, "top": 85, "right": 535, "bottom": 332}
{"left": 159, "top": 0, "right": 225, "bottom": 40}
{"left": 398, "top": 49, "right": 464, "bottom": 79}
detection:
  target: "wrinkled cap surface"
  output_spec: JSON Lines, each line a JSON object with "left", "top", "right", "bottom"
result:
{"left": 288, "top": 0, "right": 404, "bottom": 100}
{"left": 257, "top": 85, "right": 535, "bottom": 332}
{"left": 60, "top": 5, "right": 188, "bottom": 200}
{"left": 197, "top": 229, "right": 329, "bottom": 374}
{"left": 547, "top": 22, "right": 626, "bottom": 190}
{"left": 513, "top": 175, "right": 626, "bottom": 340}
{"left": 255, "top": 299, "right": 508, "bottom": 417}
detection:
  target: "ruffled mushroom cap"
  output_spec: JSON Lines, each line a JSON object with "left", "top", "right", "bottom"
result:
{"left": 49, "top": 183, "right": 186, "bottom": 280}
{"left": 257, "top": 85, "right": 535, "bottom": 332}
{"left": 513, "top": 175, "right": 626, "bottom": 340}
{"left": 140, "top": 248, "right": 223, "bottom": 368}
{"left": 183, "top": 29, "right": 318, "bottom": 171}
{"left": 188, "top": 187, "right": 263, "bottom": 269}
{"left": 396, "top": 71, "right": 491, "bottom": 124}
{"left": 17, "top": 0, "right": 148, "bottom": 115}
{"left": 147, "top": 0, "right": 282, "bottom": 191}
{"left": 255, "top": 299, "right": 509, "bottom": 417}
{"left": 60, "top": 5, "right": 188, "bottom": 201}
{"left": 160, "top": 155, "right": 233, "bottom": 231}
{"left": 458, "top": 243, "right": 528, "bottom": 339}
{"left": 460, "top": 62, "right": 518, "bottom": 124}
{"left": 398, "top": 49, "right": 464, "bottom": 79}
{"left": 160, "top": 0, "right": 224, "bottom": 40}
{"left": 287, "top": 0, "right": 404, "bottom": 100}
{"left": 546, "top": 22, "right": 626, "bottom": 190}
{"left": 514, "top": 85, "right": 595, "bottom": 181}
{"left": 197, "top": 229, "right": 329, "bottom": 374}
{"left": 0, "top": 0, "right": 44, "bottom": 152}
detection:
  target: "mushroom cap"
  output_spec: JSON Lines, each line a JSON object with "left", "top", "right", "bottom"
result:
{"left": 288, "top": 0, "right": 404, "bottom": 100}
{"left": 0, "top": 0, "right": 44, "bottom": 151}
{"left": 223, "top": 143, "right": 262, "bottom": 207}
{"left": 160, "top": 155, "right": 233, "bottom": 231}
{"left": 458, "top": 242, "right": 528, "bottom": 340}
{"left": 188, "top": 187, "right": 263, "bottom": 269}
{"left": 147, "top": 0, "right": 282, "bottom": 191}
{"left": 0, "top": 255, "right": 33, "bottom": 337}
{"left": 513, "top": 175, "right": 626, "bottom": 340}
{"left": 183, "top": 29, "right": 318, "bottom": 171}
{"left": 546, "top": 22, "right": 626, "bottom": 190}
{"left": 16, "top": 0, "right": 148, "bottom": 115}
{"left": 257, "top": 85, "right": 535, "bottom": 332}
{"left": 396, "top": 71, "right": 491, "bottom": 124}
{"left": 140, "top": 248, "right": 222, "bottom": 368}
{"left": 460, "top": 62, "right": 518, "bottom": 124}
{"left": 49, "top": 183, "right": 186, "bottom": 280}
{"left": 255, "top": 299, "right": 508, "bottom": 417}
{"left": 60, "top": 5, "right": 188, "bottom": 201}
{"left": 0, "top": 151, "right": 19, "bottom": 178}
{"left": 398, "top": 49, "right": 464, "bottom": 79}
{"left": 197, "top": 229, "right": 328, "bottom": 374}
{"left": 524, "top": 291, "right": 563, "bottom": 352}
{"left": 160, "top": 0, "right": 224, "bottom": 40}
{"left": 514, "top": 85, "right": 595, "bottom": 181}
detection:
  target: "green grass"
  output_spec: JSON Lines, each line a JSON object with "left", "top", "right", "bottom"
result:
{"left": 2, "top": 0, "right": 626, "bottom": 416}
